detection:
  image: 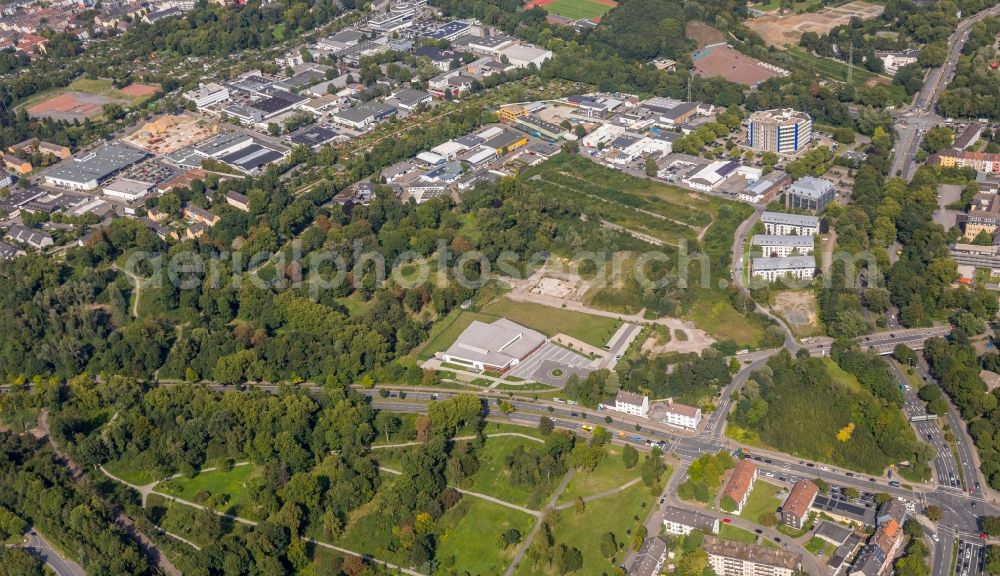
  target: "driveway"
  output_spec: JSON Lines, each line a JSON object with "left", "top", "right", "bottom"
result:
{"left": 504, "top": 342, "right": 593, "bottom": 383}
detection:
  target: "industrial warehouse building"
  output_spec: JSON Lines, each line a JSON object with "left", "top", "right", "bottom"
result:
{"left": 441, "top": 318, "right": 546, "bottom": 373}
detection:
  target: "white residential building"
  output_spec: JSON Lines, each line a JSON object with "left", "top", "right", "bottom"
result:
{"left": 663, "top": 506, "right": 720, "bottom": 536}
{"left": 185, "top": 83, "right": 230, "bottom": 109}
{"left": 760, "top": 211, "right": 819, "bottom": 236}
{"left": 752, "top": 234, "right": 814, "bottom": 258}
{"left": 612, "top": 390, "right": 649, "bottom": 418}
{"left": 702, "top": 536, "right": 802, "bottom": 576}
{"left": 662, "top": 401, "right": 702, "bottom": 429}
{"left": 751, "top": 256, "right": 817, "bottom": 282}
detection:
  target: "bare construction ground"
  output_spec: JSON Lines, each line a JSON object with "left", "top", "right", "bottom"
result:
{"left": 746, "top": 1, "right": 884, "bottom": 47}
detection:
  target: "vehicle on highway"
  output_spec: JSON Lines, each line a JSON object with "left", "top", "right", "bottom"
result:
{"left": 723, "top": 518, "right": 732, "bottom": 524}
{"left": 754, "top": 529, "right": 763, "bottom": 534}
{"left": 570, "top": 412, "right": 578, "bottom": 417}
{"left": 806, "top": 463, "right": 814, "bottom": 467}
{"left": 889, "top": 481, "right": 901, "bottom": 487}
{"left": 846, "top": 472, "right": 854, "bottom": 477}
{"left": 774, "top": 537, "right": 782, "bottom": 543}
{"left": 764, "top": 459, "right": 772, "bottom": 464}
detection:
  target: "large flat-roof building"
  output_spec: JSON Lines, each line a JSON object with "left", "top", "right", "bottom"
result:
{"left": 760, "top": 212, "right": 819, "bottom": 236}
{"left": 332, "top": 101, "right": 397, "bottom": 130}
{"left": 441, "top": 318, "right": 546, "bottom": 373}
{"left": 786, "top": 177, "right": 835, "bottom": 212}
{"left": 44, "top": 145, "right": 148, "bottom": 191}
{"left": 185, "top": 83, "right": 230, "bottom": 109}
{"left": 747, "top": 109, "right": 812, "bottom": 155}
{"left": 752, "top": 234, "right": 814, "bottom": 258}
{"left": 750, "top": 256, "right": 816, "bottom": 283}
{"left": 702, "top": 535, "right": 802, "bottom": 576}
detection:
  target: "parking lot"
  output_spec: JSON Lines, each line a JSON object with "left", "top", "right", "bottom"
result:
{"left": 505, "top": 341, "right": 595, "bottom": 385}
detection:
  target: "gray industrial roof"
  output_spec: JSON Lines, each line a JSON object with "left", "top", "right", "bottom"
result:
{"left": 753, "top": 256, "right": 816, "bottom": 270}
{"left": 334, "top": 101, "right": 397, "bottom": 123}
{"left": 444, "top": 318, "right": 545, "bottom": 368}
{"left": 46, "top": 145, "right": 148, "bottom": 186}
{"left": 787, "top": 177, "right": 834, "bottom": 199}
{"left": 761, "top": 211, "right": 820, "bottom": 227}
{"left": 752, "top": 234, "right": 814, "bottom": 247}
{"left": 814, "top": 521, "right": 853, "bottom": 545}
{"left": 751, "top": 256, "right": 816, "bottom": 271}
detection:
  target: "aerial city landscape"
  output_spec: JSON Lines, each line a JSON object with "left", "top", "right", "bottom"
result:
{"left": 3, "top": 0, "right": 1000, "bottom": 575}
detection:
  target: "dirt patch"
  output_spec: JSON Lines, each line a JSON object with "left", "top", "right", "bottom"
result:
{"left": 28, "top": 91, "right": 121, "bottom": 121}
{"left": 120, "top": 83, "right": 160, "bottom": 97}
{"left": 692, "top": 44, "right": 787, "bottom": 85}
{"left": 745, "top": 1, "right": 884, "bottom": 47}
{"left": 772, "top": 291, "right": 819, "bottom": 333}
{"left": 685, "top": 21, "right": 727, "bottom": 49}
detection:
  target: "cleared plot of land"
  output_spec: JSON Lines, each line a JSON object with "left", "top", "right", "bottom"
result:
{"left": 526, "top": 0, "right": 616, "bottom": 20}
{"left": 772, "top": 290, "right": 820, "bottom": 336}
{"left": 746, "top": 1, "right": 884, "bottom": 47}
{"left": 435, "top": 497, "right": 535, "bottom": 574}
{"left": 738, "top": 480, "right": 783, "bottom": 522}
{"left": 686, "top": 21, "right": 727, "bottom": 48}
{"left": 683, "top": 289, "right": 767, "bottom": 348}
{"left": 21, "top": 78, "right": 159, "bottom": 121}
{"left": 693, "top": 44, "right": 786, "bottom": 85}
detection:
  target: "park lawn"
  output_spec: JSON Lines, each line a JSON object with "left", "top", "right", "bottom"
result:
{"left": 822, "top": 357, "right": 863, "bottom": 394}
{"left": 524, "top": 481, "right": 653, "bottom": 576}
{"left": 479, "top": 298, "right": 622, "bottom": 348}
{"left": 482, "top": 421, "right": 545, "bottom": 439}
{"left": 683, "top": 289, "right": 767, "bottom": 348}
{"left": 542, "top": 0, "right": 614, "bottom": 20}
{"left": 464, "top": 435, "right": 554, "bottom": 509}
{"left": 156, "top": 464, "right": 258, "bottom": 517}
{"left": 558, "top": 445, "right": 641, "bottom": 504}
{"left": 719, "top": 523, "right": 758, "bottom": 544}
{"left": 738, "top": 480, "right": 783, "bottom": 522}
{"left": 435, "top": 497, "right": 535, "bottom": 575}
{"left": 104, "top": 457, "right": 156, "bottom": 486}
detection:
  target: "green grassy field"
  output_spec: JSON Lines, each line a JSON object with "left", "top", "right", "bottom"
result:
{"left": 463, "top": 435, "right": 554, "bottom": 509}
{"left": 782, "top": 47, "right": 882, "bottom": 87}
{"left": 821, "top": 357, "right": 863, "bottom": 394}
{"left": 683, "top": 289, "right": 768, "bottom": 348}
{"left": 558, "top": 445, "right": 641, "bottom": 504}
{"left": 719, "top": 523, "right": 758, "bottom": 543}
{"left": 738, "top": 480, "right": 783, "bottom": 522}
{"left": 156, "top": 464, "right": 258, "bottom": 517}
{"left": 520, "top": 481, "right": 653, "bottom": 576}
{"left": 541, "top": 0, "right": 615, "bottom": 20}
{"left": 435, "top": 497, "right": 535, "bottom": 574}
{"left": 479, "top": 299, "right": 622, "bottom": 348}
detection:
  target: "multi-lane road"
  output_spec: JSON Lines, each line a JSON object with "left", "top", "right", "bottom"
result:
{"left": 20, "top": 529, "right": 85, "bottom": 576}
{"left": 889, "top": 3, "right": 1000, "bottom": 180}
